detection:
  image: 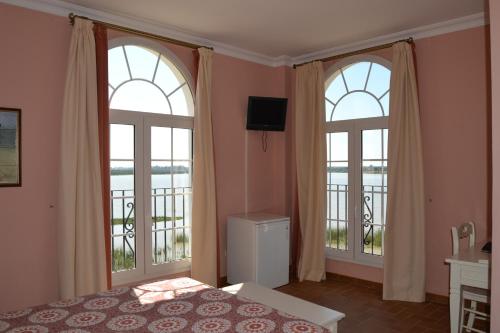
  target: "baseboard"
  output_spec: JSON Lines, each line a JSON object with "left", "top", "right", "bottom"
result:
{"left": 326, "top": 272, "right": 449, "bottom": 305}
{"left": 220, "top": 272, "right": 448, "bottom": 305}
{"left": 426, "top": 292, "right": 449, "bottom": 305}
{"left": 219, "top": 276, "right": 228, "bottom": 287}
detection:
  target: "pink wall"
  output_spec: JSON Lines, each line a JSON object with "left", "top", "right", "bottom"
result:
{"left": 488, "top": 0, "right": 500, "bottom": 330}
{"left": 322, "top": 27, "right": 490, "bottom": 297}
{"left": 0, "top": 5, "right": 70, "bottom": 312}
{"left": 0, "top": 1, "right": 492, "bottom": 313}
{"left": 0, "top": 3, "right": 288, "bottom": 312}
{"left": 212, "top": 58, "right": 288, "bottom": 276}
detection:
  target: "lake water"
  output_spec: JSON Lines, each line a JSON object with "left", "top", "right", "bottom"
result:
{"left": 110, "top": 172, "right": 387, "bottom": 255}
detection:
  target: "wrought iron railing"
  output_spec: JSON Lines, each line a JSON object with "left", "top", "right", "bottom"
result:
{"left": 110, "top": 189, "right": 136, "bottom": 272}
{"left": 110, "top": 186, "right": 192, "bottom": 273}
{"left": 326, "top": 184, "right": 348, "bottom": 250}
{"left": 151, "top": 187, "right": 191, "bottom": 264}
{"left": 326, "top": 184, "right": 387, "bottom": 256}
{"left": 361, "top": 184, "right": 387, "bottom": 256}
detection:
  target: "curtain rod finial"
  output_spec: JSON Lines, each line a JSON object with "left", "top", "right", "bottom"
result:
{"left": 68, "top": 12, "right": 75, "bottom": 25}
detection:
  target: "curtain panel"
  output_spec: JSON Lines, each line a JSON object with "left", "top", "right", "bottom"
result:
{"left": 383, "top": 42, "right": 426, "bottom": 302}
{"left": 191, "top": 48, "right": 219, "bottom": 287}
{"left": 294, "top": 61, "right": 327, "bottom": 282}
{"left": 58, "top": 18, "right": 107, "bottom": 299}
{"left": 94, "top": 23, "right": 112, "bottom": 289}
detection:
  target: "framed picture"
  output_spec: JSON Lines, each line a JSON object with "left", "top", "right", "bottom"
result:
{"left": 0, "top": 108, "right": 21, "bottom": 187}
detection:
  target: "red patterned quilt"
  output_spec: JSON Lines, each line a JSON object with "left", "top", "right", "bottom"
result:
{"left": 0, "top": 278, "right": 327, "bottom": 332}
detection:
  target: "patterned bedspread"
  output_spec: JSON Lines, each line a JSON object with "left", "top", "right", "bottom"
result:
{"left": 0, "top": 277, "right": 327, "bottom": 332}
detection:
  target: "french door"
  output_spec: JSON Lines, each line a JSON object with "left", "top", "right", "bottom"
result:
{"left": 326, "top": 117, "right": 388, "bottom": 266}
{"left": 110, "top": 109, "right": 193, "bottom": 285}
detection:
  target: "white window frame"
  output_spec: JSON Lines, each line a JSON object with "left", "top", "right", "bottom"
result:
{"left": 109, "top": 38, "right": 195, "bottom": 286}
{"left": 325, "top": 55, "right": 391, "bottom": 268}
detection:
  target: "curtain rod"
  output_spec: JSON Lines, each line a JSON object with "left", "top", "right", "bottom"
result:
{"left": 293, "top": 37, "right": 413, "bottom": 69}
{"left": 68, "top": 13, "right": 213, "bottom": 51}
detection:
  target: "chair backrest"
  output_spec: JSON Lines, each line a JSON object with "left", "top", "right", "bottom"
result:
{"left": 451, "top": 221, "right": 475, "bottom": 255}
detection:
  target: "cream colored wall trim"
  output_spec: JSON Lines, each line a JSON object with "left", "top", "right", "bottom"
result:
{"left": 292, "top": 12, "right": 487, "bottom": 65}
{"left": 0, "top": 0, "right": 487, "bottom": 68}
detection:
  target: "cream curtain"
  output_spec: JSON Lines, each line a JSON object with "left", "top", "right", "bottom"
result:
{"left": 295, "top": 61, "right": 327, "bottom": 282}
{"left": 58, "top": 18, "right": 107, "bottom": 299}
{"left": 383, "top": 42, "right": 426, "bottom": 302}
{"left": 191, "top": 48, "right": 218, "bottom": 287}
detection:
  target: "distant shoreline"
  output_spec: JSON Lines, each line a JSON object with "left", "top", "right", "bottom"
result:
{"left": 112, "top": 166, "right": 190, "bottom": 176}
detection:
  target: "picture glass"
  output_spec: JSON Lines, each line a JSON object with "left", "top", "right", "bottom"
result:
{"left": 0, "top": 108, "right": 20, "bottom": 186}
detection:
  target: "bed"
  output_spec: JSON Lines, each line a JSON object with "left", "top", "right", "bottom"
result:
{"left": 0, "top": 278, "right": 332, "bottom": 332}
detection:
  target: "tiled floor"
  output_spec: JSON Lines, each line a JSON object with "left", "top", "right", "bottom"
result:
{"left": 276, "top": 274, "right": 451, "bottom": 332}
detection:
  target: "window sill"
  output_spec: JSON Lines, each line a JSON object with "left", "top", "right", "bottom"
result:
{"left": 326, "top": 251, "right": 383, "bottom": 269}
{"left": 112, "top": 260, "right": 191, "bottom": 287}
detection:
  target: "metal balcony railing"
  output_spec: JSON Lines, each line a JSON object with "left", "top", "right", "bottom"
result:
{"left": 326, "top": 184, "right": 387, "bottom": 256}
{"left": 110, "top": 187, "right": 192, "bottom": 272}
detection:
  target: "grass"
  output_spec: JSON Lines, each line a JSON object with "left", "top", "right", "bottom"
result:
{"left": 326, "top": 227, "right": 383, "bottom": 255}
{"left": 112, "top": 232, "right": 190, "bottom": 272}
{"left": 112, "top": 248, "right": 135, "bottom": 272}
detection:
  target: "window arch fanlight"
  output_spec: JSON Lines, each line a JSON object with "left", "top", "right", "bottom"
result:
{"left": 108, "top": 37, "right": 194, "bottom": 117}
{"left": 325, "top": 55, "right": 391, "bottom": 122}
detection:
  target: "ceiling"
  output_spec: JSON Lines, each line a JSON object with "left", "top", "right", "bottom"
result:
{"left": 59, "top": 0, "right": 485, "bottom": 58}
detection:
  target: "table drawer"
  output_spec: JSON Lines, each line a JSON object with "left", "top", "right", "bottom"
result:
{"left": 461, "top": 265, "right": 489, "bottom": 289}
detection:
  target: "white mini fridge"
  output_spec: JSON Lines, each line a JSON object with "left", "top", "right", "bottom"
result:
{"left": 227, "top": 213, "right": 290, "bottom": 288}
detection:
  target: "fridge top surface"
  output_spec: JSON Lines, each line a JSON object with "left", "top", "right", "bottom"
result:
{"left": 229, "top": 212, "right": 290, "bottom": 224}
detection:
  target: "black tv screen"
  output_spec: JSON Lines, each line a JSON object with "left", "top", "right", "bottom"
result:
{"left": 246, "top": 96, "right": 288, "bottom": 131}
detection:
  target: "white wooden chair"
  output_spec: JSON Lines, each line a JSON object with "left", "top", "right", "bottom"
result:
{"left": 451, "top": 221, "right": 489, "bottom": 333}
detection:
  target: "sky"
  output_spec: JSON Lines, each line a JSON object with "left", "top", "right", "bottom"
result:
{"left": 326, "top": 61, "right": 390, "bottom": 181}
{"left": 108, "top": 45, "right": 193, "bottom": 173}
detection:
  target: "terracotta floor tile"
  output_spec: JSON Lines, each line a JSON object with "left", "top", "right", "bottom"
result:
{"left": 276, "top": 274, "right": 490, "bottom": 333}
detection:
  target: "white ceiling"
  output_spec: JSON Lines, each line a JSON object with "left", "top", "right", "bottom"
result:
{"left": 57, "top": 0, "right": 485, "bottom": 58}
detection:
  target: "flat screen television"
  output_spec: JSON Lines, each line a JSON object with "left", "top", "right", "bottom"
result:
{"left": 246, "top": 96, "right": 287, "bottom": 131}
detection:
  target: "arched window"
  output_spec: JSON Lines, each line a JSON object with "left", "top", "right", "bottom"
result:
{"left": 108, "top": 44, "right": 194, "bottom": 116}
{"left": 109, "top": 38, "right": 194, "bottom": 285}
{"left": 325, "top": 60, "right": 390, "bottom": 121}
{"left": 324, "top": 56, "right": 390, "bottom": 267}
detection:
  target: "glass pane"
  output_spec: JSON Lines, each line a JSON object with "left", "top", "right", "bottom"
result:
{"left": 362, "top": 129, "right": 382, "bottom": 160}
{"left": 151, "top": 159, "right": 173, "bottom": 266}
{"left": 151, "top": 126, "right": 172, "bottom": 160}
{"left": 152, "top": 161, "right": 172, "bottom": 190}
{"left": 172, "top": 128, "right": 192, "bottom": 160}
{"left": 383, "top": 129, "right": 388, "bottom": 159}
{"left": 111, "top": 80, "right": 170, "bottom": 114}
{"left": 108, "top": 46, "right": 130, "bottom": 88}
{"left": 169, "top": 85, "right": 193, "bottom": 116}
{"left": 172, "top": 161, "right": 192, "bottom": 189}
{"left": 342, "top": 62, "right": 371, "bottom": 92}
{"left": 361, "top": 129, "right": 387, "bottom": 257}
{"left": 108, "top": 86, "right": 114, "bottom": 100}
{"left": 110, "top": 160, "right": 136, "bottom": 272}
{"left": 124, "top": 45, "right": 159, "bottom": 81}
{"left": 155, "top": 57, "right": 183, "bottom": 96}
{"left": 111, "top": 161, "right": 134, "bottom": 191}
{"left": 366, "top": 63, "right": 391, "bottom": 98}
{"left": 325, "top": 72, "right": 347, "bottom": 105}
{"left": 330, "top": 132, "right": 348, "bottom": 161}
{"left": 325, "top": 100, "right": 334, "bottom": 122}
{"left": 333, "top": 91, "right": 383, "bottom": 121}
{"left": 380, "top": 92, "right": 390, "bottom": 115}
{"left": 111, "top": 124, "right": 134, "bottom": 159}
{"left": 326, "top": 132, "right": 349, "bottom": 251}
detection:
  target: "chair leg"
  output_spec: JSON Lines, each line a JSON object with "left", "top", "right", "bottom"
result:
{"left": 466, "top": 301, "right": 477, "bottom": 332}
{"left": 460, "top": 297, "right": 466, "bottom": 333}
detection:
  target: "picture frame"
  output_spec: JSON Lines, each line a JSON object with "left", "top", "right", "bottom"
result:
{"left": 0, "top": 107, "right": 21, "bottom": 187}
